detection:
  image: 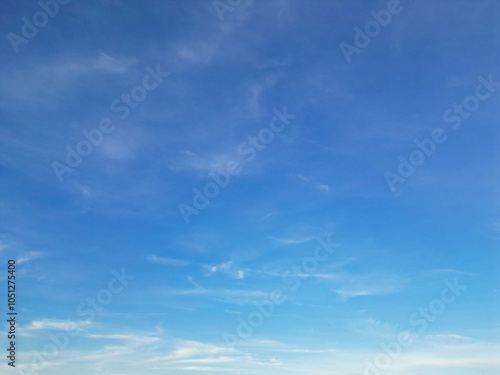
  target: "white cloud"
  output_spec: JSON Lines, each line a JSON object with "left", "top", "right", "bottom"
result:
{"left": 158, "top": 365, "right": 237, "bottom": 372}
{"left": 172, "top": 356, "right": 243, "bottom": 364}
{"left": 206, "top": 261, "right": 232, "bottom": 275}
{"left": 187, "top": 276, "right": 204, "bottom": 290}
{"left": 17, "top": 251, "right": 45, "bottom": 264}
{"left": 392, "top": 351, "right": 500, "bottom": 370}
{"left": 280, "top": 349, "right": 336, "bottom": 354}
{"left": 267, "top": 235, "right": 317, "bottom": 245}
{"left": 289, "top": 273, "right": 341, "bottom": 279}
{"left": 150, "top": 340, "right": 234, "bottom": 361}
{"left": 166, "top": 288, "right": 271, "bottom": 299}
{"left": 424, "top": 333, "right": 472, "bottom": 342}
{"left": 224, "top": 309, "right": 242, "bottom": 315}
{"left": 175, "top": 41, "right": 219, "bottom": 64}
{"left": 255, "top": 54, "right": 292, "bottom": 69}
{"left": 205, "top": 261, "right": 245, "bottom": 279}
{"left": 26, "top": 319, "right": 91, "bottom": 331}
{"left": 87, "top": 333, "right": 161, "bottom": 343}
{"left": 349, "top": 317, "right": 397, "bottom": 338}
{"left": 332, "top": 281, "right": 399, "bottom": 300}
{"left": 147, "top": 254, "right": 189, "bottom": 266}
{"left": 94, "top": 53, "right": 136, "bottom": 73}
{"left": 170, "top": 149, "right": 237, "bottom": 176}
{"left": 0, "top": 55, "right": 135, "bottom": 109}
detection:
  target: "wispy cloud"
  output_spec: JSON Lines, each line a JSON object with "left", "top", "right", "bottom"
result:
{"left": 424, "top": 333, "right": 473, "bottom": 343}
{"left": 149, "top": 340, "right": 234, "bottom": 361}
{"left": 26, "top": 319, "right": 91, "bottom": 331}
{"left": 205, "top": 261, "right": 245, "bottom": 279}
{"left": 348, "top": 317, "right": 397, "bottom": 338}
{"left": 146, "top": 254, "right": 189, "bottom": 266}
{"left": 87, "top": 333, "right": 162, "bottom": 343}
{"left": 267, "top": 235, "right": 317, "bottom": 245}
{"left": 93, "top": 52, "right": 136, "bottom": 73}
{"left": 331, "top": 276, "right": 401, "bottom": 300}
{"left": 17, "top": 251, "right": 45, "bottom": 264}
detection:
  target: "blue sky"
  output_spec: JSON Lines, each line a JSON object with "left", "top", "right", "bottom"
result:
{"left": 1, "top": 0, "right": 499, "bottom": 374}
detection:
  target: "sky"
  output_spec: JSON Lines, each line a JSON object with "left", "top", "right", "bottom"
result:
{"left": 0, "top": 0, "right": 499, "bottom": 374}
